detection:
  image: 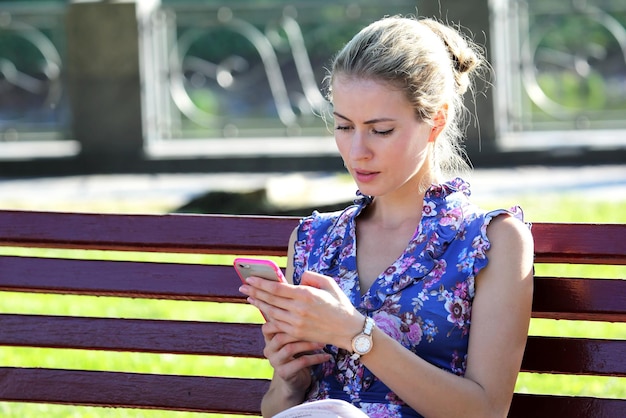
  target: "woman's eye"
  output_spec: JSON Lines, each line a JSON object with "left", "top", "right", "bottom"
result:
{"left": 373, "top": 128, "right": 394, "bottom": 136}
{"left": 335, "top": 126, "right": 351, "bottom": 131}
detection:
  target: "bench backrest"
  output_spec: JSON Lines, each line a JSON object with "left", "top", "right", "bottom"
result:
{"left": 0, "top": 210, "right": 624, "bottom": 417}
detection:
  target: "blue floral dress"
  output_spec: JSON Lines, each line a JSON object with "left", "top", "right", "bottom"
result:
{"left": 292, "top": 178, "right": 525, "bottom": 418}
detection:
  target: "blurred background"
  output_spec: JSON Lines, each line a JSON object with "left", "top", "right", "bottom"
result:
{"left": 0, "top": 0, "right": 625, "bottom": 213}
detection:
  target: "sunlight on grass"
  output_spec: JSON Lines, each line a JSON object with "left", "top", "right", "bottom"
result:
{"left": 0, "top": 247, "right": 287, "bottom": 267}
{"left": 515, "top": 373, "right": 625, "bottom": 399}
{"left": 0, "top": 291, "right": 265, "bottom": 323}
{"left": 534, "top": 263, "right": 626, "bottom": 279}
{"left": 0, "top": 347, "right": 272, "bottom": 379}
{"left": 529, "top": 318, "right": 626, "bottom": 339}
{"left": 0, "top": 403, "right": 253, "bottom": 418}
{"left": 473, "top": 193, "right": 626, "bottom": 224}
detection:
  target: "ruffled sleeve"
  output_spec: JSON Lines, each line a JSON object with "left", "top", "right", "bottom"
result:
{"left": 471, "top": 206, "right": 529, "bottom": 276}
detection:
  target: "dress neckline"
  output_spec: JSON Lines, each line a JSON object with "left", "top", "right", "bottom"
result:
{"left": 345, "top": 178, "right": 471, "bottom": 309}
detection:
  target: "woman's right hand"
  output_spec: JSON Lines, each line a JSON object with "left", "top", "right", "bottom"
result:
{"left": 261, "top": 319, "right": 331, "bottom": 394}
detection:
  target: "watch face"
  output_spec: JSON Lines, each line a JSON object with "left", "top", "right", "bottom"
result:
{"left": 354, "top": 335, "right": 372, "bottom": 354}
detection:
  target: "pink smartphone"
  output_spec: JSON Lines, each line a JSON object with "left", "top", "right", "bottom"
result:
{"left": 233, "top": 257, "right": 287, "bottom": 284}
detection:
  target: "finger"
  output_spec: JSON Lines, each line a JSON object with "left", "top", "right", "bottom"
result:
{"left": 258, "top": 301, "right": 313, "bottom": 336}
{"left": 260, "top": 322, "right": 281, "bottom": 344}
{"left": 245, "top": 275, "right": 294, "bottom": 296}
{"left": 262, "top": 326, "right": 327, "bottom": 361}
{"left": 247, "top": 293, "right": 290, "bottom": 323}
{"left": 268, "top": 341, "right": 330, "bottom": 369}
{"left": 262, "top": 321, "right": 313, "bottom": 341}
{"left": 269, "top": 339, "right": 326, "bottom": 361}
{"left": 240, "top": 276, "right": 297, "bottom": 312}
{"left": 301, "top": 271, "right": 355, "bottom": 308}
{"left": 261, "top": 319, "right": 283, "bottom": 336}
{"left": 261, "top": 323, "right": 300, "bottom": 346}
{"left": 300, "top": 271, "right": 335, "bottom": 290}
{"left": 300, "top": 271, "right": 346, "bottom": 303}
{"left": 245, "top": 286, "right": 312, "bottom": 326}
{"left": 273, "top": 352, "right": 331, "bottom": 381}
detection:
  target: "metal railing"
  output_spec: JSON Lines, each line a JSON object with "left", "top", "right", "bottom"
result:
{"left": 0, "top": 2, "right": 68, "bottom": 144}
{"left": 492, "top": 0, "right": 626, "bottom": 150}
{"left": 152, "top": 0, "right": 418, "bottom": 141}
{"left": 1, "top": 0, "right": 624, "bottom": 158}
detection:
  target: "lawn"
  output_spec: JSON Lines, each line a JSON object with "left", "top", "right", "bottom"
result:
{"left": 1, "top": 189, "right": 624, "bottom": 417}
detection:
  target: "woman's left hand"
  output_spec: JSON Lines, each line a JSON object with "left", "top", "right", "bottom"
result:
{"left": 239, "top": 271, "right": 364, "bottom": 351}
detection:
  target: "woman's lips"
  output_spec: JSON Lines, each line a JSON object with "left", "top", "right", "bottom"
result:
{"left": 354, "top": 169, "right": 379, "bottom": 183}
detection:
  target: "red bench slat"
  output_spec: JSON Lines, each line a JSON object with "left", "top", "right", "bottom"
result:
{"left": 2, "top": 367, "right": 624, "bottom": 416}
{"left": 531, "top": 222, "right": 626, "bottom": 265}
{"left": 521, "top": 336, "right": 626, "bottom": 376}
{"left": 509, "top": 393, "right": 626, "bottom": 418}
{"left": 1, "top": 211, "right": 625, "bottom": 264}
{"left": 0, "top": 210, "right": 298, "bottom": 255}
{"left": 0, "top": 314, "right": 265, "bottom": 357}
{"left": 3, "top": 314, "right": 625, "bottom": 377}
{"left": 0, "top": 256, "right": 247, "bottom": 302}
{"left": 532, "top": 277, "right": 626, "bottom": 322}
{"left": 2, "top": 256, "right": 623, "bottom": 321}
{"left": 0, "top": 367, "right": 270, "bottom": 414}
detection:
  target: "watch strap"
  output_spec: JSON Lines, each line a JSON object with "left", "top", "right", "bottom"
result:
{"left": 362, "top": 316, "right": 374, "bottom": 336}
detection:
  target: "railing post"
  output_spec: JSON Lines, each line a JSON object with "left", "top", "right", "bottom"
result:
{"left": 65, "top": 0, "right": 154, "bottom": 168}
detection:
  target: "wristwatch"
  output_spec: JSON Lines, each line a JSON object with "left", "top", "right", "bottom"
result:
{"left": 351, "top": 316, "right": 375, "bottom": 360}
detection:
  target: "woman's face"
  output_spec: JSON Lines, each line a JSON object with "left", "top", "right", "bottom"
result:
{"left": 332, "top": 75, "right": 434, "bottom": 199}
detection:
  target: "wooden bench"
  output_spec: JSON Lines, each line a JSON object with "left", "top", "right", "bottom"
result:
{"left": 0, "top": 209, "right": 624, "bottom": 417}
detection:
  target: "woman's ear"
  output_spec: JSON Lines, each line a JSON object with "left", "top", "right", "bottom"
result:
{"left": 428, "top": 104, "right": 449, "bottom": 143}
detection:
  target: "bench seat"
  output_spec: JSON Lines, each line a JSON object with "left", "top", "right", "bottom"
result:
{"left": 0, "top": 210, "right": 624, "bottom": 417}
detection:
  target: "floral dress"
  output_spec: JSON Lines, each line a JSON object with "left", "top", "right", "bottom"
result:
{"left": 292, "top": 178, "right": 525, "bottom": 418}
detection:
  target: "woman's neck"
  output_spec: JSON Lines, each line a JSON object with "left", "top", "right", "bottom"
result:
{"left": 365, "top": 182, "right": 433, "bottom": 230}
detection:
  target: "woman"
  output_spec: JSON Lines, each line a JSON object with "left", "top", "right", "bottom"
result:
{"left": 239, "top": 15, "right": 534, "bottom": 418}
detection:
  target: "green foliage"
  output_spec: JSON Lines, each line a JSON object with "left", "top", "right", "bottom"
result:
{"left": 537, "top": 72, "right": 607, "bottom": 110}
{"left": 473, "top": 193, "right": 626, "bottom": 224}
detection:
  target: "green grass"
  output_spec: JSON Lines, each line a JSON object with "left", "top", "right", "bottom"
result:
{"left": 1, "top": 192, "right": 624, "bottom": 416}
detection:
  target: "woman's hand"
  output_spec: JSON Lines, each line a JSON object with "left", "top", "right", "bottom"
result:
{"left": 261, "top": 320, "right": 329, "bottom": 394}
{"left": 239, "top": 271, "right": 364, "bottom": 351}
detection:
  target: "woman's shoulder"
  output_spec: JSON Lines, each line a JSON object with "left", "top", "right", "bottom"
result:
{"left": 483, "top": 212, "right": 534, "bottom": 255}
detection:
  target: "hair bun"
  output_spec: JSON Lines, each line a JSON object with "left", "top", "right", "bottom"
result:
{"left": 420, "top": 19, "right": 481, "bottom": 94}
{"left": 454, "top": 49, "right": 478, "bottom": 74}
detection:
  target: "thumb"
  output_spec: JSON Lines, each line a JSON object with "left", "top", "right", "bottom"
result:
{"left": 300, "top": 270, "right": 336, "bottom": 290}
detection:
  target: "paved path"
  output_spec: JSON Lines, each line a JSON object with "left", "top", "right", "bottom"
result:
{"left": 0, "top": 165, "right": 624, "bottom": 214}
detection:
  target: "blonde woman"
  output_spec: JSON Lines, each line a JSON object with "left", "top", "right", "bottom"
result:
{"left": 240, "top": 15, "right": 533, "bottom": 418}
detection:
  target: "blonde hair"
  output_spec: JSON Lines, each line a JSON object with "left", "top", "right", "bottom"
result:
{"left": 326, "top": 16, "right": 485, "bottom": 179}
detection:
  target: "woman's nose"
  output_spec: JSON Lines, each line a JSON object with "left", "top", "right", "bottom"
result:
{"left": 349, "top": 130, "right": 372, "bottom": 161}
